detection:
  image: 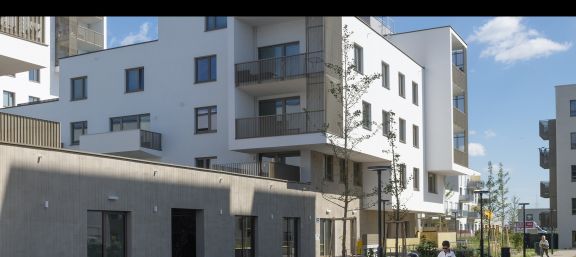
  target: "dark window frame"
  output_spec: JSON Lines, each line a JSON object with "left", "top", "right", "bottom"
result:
{"left": 454, "top": 95, "right": 465, "bottom": 113}
{"left": 571, "top": 132, "right": 576, "bottom": 150}
{"left": 412, "top": 81, "right": 418, "bottom": 106}
{"left": 320, "top": 219, "right": 333, "bottom": 256}
{"left": 71, "top": 76, "right": 87, "bottom": 101}
{"left": 413, "top": 124, "right": 419, "bottom": 148}
{"left": 282, "top": 217, "right": 299, "bottom": 257}
{"left": 235, "top": 216, "right": 256, "bottom": 257}
{"left": 413, "top": 168, "right": 420, "bottom": 191}
{"left": 428, "top": 173, "right": 437, "bottom": 194}
{"left": 571, "top": 100, "right": 576, "bottom": 117}
{"left": 28, "top": 69, "right": 40, "bottom": 83}
{"left": 353, "top": 162, "right": 362, "bottom": 186}
{"left": 339, "top": 158, "right": 346, "bottom": 184}
{"left": 573, "top": 198, "right": 576, "bottom": 215}
{"left": 353, "top": 44, "right": 363, "bottom": 74}
{"left": 382, "top": 111, "right": 390, "bottom": 137}
{"left": 195, "top": 156, "right": 217, "bottom": 169}
{"left": 28, "top": 96, "right": 40, "bottom": 102}
{"left": 398, "top": 73, "right": 405, "bottom": 98}
{"left": 454, "top": 132, "right": 466, "bottom": 151}
{"left": 572, "top": 165, "right": 576, "bottom": 182}
{"left": 3, "top": 90, "right": 15, "bottom": 107}
{"left": 399, "top": 118, "right": 406, "bottom": 143}
{"left": 399, "top": 164, "right": 406, "bottom": 189}
{"left": 362, "top": 101, "right": 372, "bottom": 130}
{"left": 195, "top": 55, "right": 217, "bottom": 83}
{"left": 109, "top": 113, "right": 150, "bottom": 132}
{"left": 205, "top": 16, "right": 227, "bottom": 31}
{"left": 382, "top": 61, "right": 389, "bottom": 89}
{"left": 125, "top": 67, "right": 144, "bottom": 93}
{"left": 71, "top": 121, "right": 87, "bottom": 145}
{"left": 324, "top": 155, "right": 333, "bottom": 182}
{"left": 87, "top": 210, "right": 128, "bottom": 257}
{"left": 195, "top": 106, "right": 217, "bottom": 134}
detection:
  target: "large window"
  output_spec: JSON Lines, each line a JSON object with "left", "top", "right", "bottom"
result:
{"left": 258, "top": 42, "right": 299, "bottom": 59}
{"left": 571, "top": 100, "right": 576, "bottom": 117}
{"left": 282, "top": 218, "right": 299, "bottom": 257}
{"left": 320, "top": 219, "right": 333, "bottom": 256}
{"left": 205, "top": 16, "right": 227, "bottom": 31}
{"left": 87, "top": 211, "right": 127, "bottom": 257}
{"left": 354, "top": 162, "right": 362, "bottom": 186}
{"left": 235, "top": 216, "right": 255, "bottom": 257}
{"left": 413, "top": 125, "right": 419, "bottom": 148}
{"left": 258, "top": 97, "right": 300, "bottom": 116}
{"left": 362, "top": 101, "right": 371, "bottom": 130}
{"left": 572, "top": 165, "right": 576, "bottom": 182}
{"left": 354, "top": 44, "right": 363, "bottom": 74}
{"left": 454, "top": 132, "right": 465, "bottom": 151}
{"left": 383, "top": 111, "right": 390, "bottom": 137}
{"left": 195, "top": 156, "right": 216, "bottom": 169}
{"left": 428, "top": 173, "right": 437, "bottom": 193}
{"left": 572, "top": 132, "right": 576, "bottom": 149}
{"left": 399, "top": 118, "right": 406, "bottom": 143}
{"left": 195, "top": 106, "right": 217, "bottom": 133}
{"left": 3, "top": 91, "right": 14, "bottom": 107}
{"left": 71, "top": 76, "right": 87, "bottom": 101}
{"left": 110, "top": 113, "right": 150, "bottom": 132}
{"left": 71, "top": 121, "right": 87, "bottom": 145}
{"left": 29, "top": 69, "right": 40, "bottom": 82}
{"left": 339, "top": 158, "right": 346, "bottom": 183}
{"left": 413, "top": 168, "right": 420, "bottom": 191}
{"left": 125, "top": 67, "right": 144, "bottom": 93}
{"left": 195, "top": 55, "right": 217, "bottom": 83}
{"left": 382, "top": 62, "right": 389, "bottom": 89}
{"left": 398, "top": 73, "right": 405, "bottom": 98}
{"left": 324, "top": 155, "right": 333, "bottom": 182}
{"left": 454, "top": 95, "right": 465, "bottom": 113}
{"left": 412, "top": 82, "right": 418, "bottom": 105}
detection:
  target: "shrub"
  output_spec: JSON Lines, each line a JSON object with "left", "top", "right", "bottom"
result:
{"left": 416, "top": 237, "right": 438, "bottom": 257}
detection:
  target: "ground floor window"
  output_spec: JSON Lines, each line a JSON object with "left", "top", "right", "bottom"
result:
{"left": 235, "top": 216, "right": 255, "bottom": 257}
{"left": 87, "top": 211, "right": 127, "bottom": 257}
{"left": 172, "top": 209, "right": 197, "bottom": 257}
{"left": 282, "top": 217, "right": 299, "bottom": 257}
{"left": 320, "top": 219, "right": 333, "bottom": 256}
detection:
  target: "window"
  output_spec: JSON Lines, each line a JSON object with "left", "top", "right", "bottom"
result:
{"left": 413, "top": 125, "right": 419, "bottom": 148}
{"left": 71, "top": 76, "right": 87, "bottom": 101}
{"left": 3, "top": 91, "right": 15, "bottom": 107}
{"left": 399, "top": 164, "right": 406, "bottom": 189}
{"left": 571, "top": 100, "right": 576, "bottom": 117}
{"left": 454, "top": 95, "right": 465, "bottom": 113}
{"left": 258, "top": 42, "right": 299, "bottom": 59}
{"left": 573, "top": 198, "right": 576, "bottom": 215}
{"left": 235, "top": 216, "right": 255, "bottom": 257}
{"left": 339, "top": 158, "right": 346, "bottom": 183}
{"left": 196, "top": 157, "right": 216, "bottom": 169}
{"left": 353, "top": 162, "right": 362, "bottom": 186}
{"left": 28, "top": 96, "right": 40, "bottom": 102}
{"left": 195, "top": 106, "right": 217, "bottom": 133}
{"left": 354, "top": 44, "right": 363, "bottom": 74}
{"left": 452, "top": 49, "right": 465, "bottom": 71}
{"left": 125, "top": 67, "right": 144, "bottom": 93}
{"left": 573, "top": 231, "right": 576, "bottom": 248}
{"left": 258, "top": 42, "right": 300, "bottom": 79}
{"left": 205, "top": 16, "right": 227, "bottom": 31}
{"left": 258, "top": 97, "right": 300, "bottom": 116}
{"left": 195, "top": 55, "right": 217, "bottom": 83}
{"left": 110, "top": 114, "right": 150, "bottom": 132}
{"left": 398, "top": 73, "right": 405, "bottom": 98}
{"left": 413, "top": 168, "right": 419, "bottom": 191}
{"left": 362, "top": 101, "right": 371, "bottom": 130}
{"left": 172, "top": 209, "right": 197, "bottom": 257}
{"left": 412, "top": 82, "right": 418, "bottom": 105}
{"left": 572, "top": 165, "right": 576, "bottom": 182}
{"left": 382, "top": 62, "right": 389, "bottom": 89}
{"left": 526, "top": 214, "right": 534, "bottom": 221}
{"left": 454, "top": 132, "right": 465, "bottom": 151}
{"left": 399, "top": 118, "right": 406, "bottom": 143}
{"left": 28, "top": 69, "right": 40, "bottom": 82}
{"left": 282, "top": 218, "right": 299, "bottom": 257}
{"left": 572, "top": 132, "right": 576, "bottom": 149}
{"left": 320, "top": 219, "right": 333, "bottom": 256}
{"left": 71, "top": 121, "right": 87, "bottom": 145}
{"left": 382, "top": 111, "right": 390, "bottom": 137}
{"left": 428, "top": 173, "right": 437, "bottom": 193}
{"left": 324, "top": 155, "right": 333, "bottom": 181}
{"left": 87, "top": 211, "right": 127, "bottom": 257}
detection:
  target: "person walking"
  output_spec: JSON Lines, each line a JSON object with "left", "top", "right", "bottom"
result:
{"left": 437, "top": 240, "right": 456, "bottom": 257}
{"left": 539, "top": 235, "right": 550, "bottom": 257}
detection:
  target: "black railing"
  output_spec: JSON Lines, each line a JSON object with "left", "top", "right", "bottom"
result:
{"left": 540, "top": 181, "right": 550, "bottom": 198}
{"left": 539, "top": 147, "right": 550, "bottom": 169}
{"left": 140, "top": 130, "right": 162, "bottom": 151}
{"left": 235, "top": 51, "right": 324, "bottom": 86}
{"left": 539, "top": 119, "right": 551, "bottom": 140}
{"left": 211, "top": 162, "right": 300, "bottom": 182}
{"left": 236, "top": 110, "right": 324, "bottom": 139}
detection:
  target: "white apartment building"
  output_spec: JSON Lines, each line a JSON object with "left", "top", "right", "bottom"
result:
{"left": 539, "top": 84, "right": 576, "bottom": 249}
{"left": 1, "top": 16, "right": 480, "bottom": 255}
{"left": 0, "top": 16, "right": 105, "bottom": 107}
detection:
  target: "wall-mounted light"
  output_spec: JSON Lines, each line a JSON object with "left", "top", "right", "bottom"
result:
{"left": 153, "top": 205, "right": 158, "bottom": 213}
{"left": 326, "top": 209, "right": 331, "bottom": 215}
{"left": 108, "top": 195, "right": 119, "bottom": 201}
{"left": 218, "top": 177, "right": 223, "bottom": 183}
{"left": 44, "top": 200, "right": 49, "bottom": 209}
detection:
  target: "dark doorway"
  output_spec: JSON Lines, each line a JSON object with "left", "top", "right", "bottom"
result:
{"left": 172, "top": 209, "right": 197, "bottom": 257}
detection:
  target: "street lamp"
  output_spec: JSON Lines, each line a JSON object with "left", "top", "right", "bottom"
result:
{"left": 453, "top": 211, "right": 459, "bottom": 243}
{"left": 382, "top": 199, "right": 390, "bottom": 256}
{"left": 519, "top": 203, "right": 530, "bottom": 257}
{"left": 474, "top": 190, "right": 489, "bottom": 257}
{"left": 549, "top": 209, "right": 556, "bottom": 254}
{"left": 369, "top": 165, "right": 392, "bottom": 257}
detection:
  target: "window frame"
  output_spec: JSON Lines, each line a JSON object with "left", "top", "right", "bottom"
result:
{"left": 282, "top": 217, "right": 299, "bottom": 257}
{"left": 3, "top": 90, "right": 15, "bottom": 107}
{"left": 353, "top": 44, "right": 363, "bottom": 74}
{"left": 195, "top": 55, "right": 217, "bottom": 83}
{"left": 399, "top": 164, "right": 406, "bottom": 189}
{"left": 28, "top": 69, "right": 40, "bottom": 83}
{"left": 71, "top": 76, "right": 87, "bottom": 101}
{"left": 195, "top": 106, "right": 218, "bottom": 134}
{"left": 413, "top": 124, "right": 419, "bottom": 148}
{"left": 572, "top": 165, "right": 576, "bottom": 182}
{"left": 428, "top": 173, "right": 437, "bottom": 194}
{"left": 573, "top": 198, "right": 576, "bottom": 215}
{"left": 571, "top": 100, "right": 576, "bottom": 117}
{"left": 572, "top": 132, "right": 576, "bottom": 150}
{"left": 87, "top": 210, "right": 128, "bottom": 257}
{"left": 324, "top": 155, "right": 333, "bottom": 182}
{"left": 413, "top": 168, "right": 420, "bottom": 191}
{"left": 382, "top": 61, "right": 389, "bottom": 89}
{"left": 382, "top": 111, "right": 390, "bottom": 137}
{"left": 339, "top": 158, "right": 346, "bottom": 184}
{"left": 109, "top": 113, "right": 150, "bottom": 132}
{"left": 195, "top": 156, "right": 217, "bottom": 169}
{"left": 399, "top": 118, "right": 406, "bottom": 143}
{"left": 235, "top": 216, "right": 256, "bottom": 257}
{"left": 28, "top": 96, "right": 40, "bottom": 102}
{"left": 205, "top": 16, "right": 227, "bottom": 31}
{"left": 454, "top": 132, "right": 466, "bottom": 151}
{"left": 125, "top": 67, "right": 144, "bottom": 93}
{"left": 398, "top": 73, "right": 405, "bottom": 98}
{"left": 353, "top": 162, "right": 362, "bottom": 186}
{"left": 362, "top": 101, "right": 372, "bottom": 130}
{"left": 70, "top": 121, "right": 87, "bottom": 145}
{"left": 412, "top": 81, "right": 418, "bottom": 105}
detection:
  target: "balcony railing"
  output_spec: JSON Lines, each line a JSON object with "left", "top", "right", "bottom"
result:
{"left": 540, "top": 181, "right": 550, "bottom": 198}
{"left": 539, "top": 119, "right": 554, "bottom": 140}
{"left": 211, "top": 161, "right": 300, "bottom": 182}
{"left": 539, "top": 147, "right": 550, "bottom": 169}
{"left": 235, "top": 51, "right": 324, "bottom": 86}
{"left": 236, "top": 110, "right": 324, "bottom": 139}
{"left": 77, "top": 25, "right": 104, "bottom": 47}
{"left": 140, "top": 130, "right": 162, "bottom": 151}
{"left": 0, "top": 16, "right": 44, "bottom": 44}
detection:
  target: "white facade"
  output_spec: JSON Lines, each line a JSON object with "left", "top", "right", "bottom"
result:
{"left": 1, "top": 16, "right": 481, "bottom": 254}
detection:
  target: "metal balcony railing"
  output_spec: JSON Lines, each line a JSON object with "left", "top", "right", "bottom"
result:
{"left": 211, "top": 161, "right": 300, "bottom": 182}
{"left": 77, "top": 25, "right": 104, "bottom": 47}
{"left": 140, "top": 130, "right": 162, "bottom": 151}
{"left": 540, "top": 181, "right": 550, "bottom": 198}
{"left": 0, "top": 16, "right": 44, "bottom": 44}
{"left": 539, "top": 147, "right": 550, "bottom": 169}
{"left": 235, "top": 51, "right": 324, "bottom": 86}
{"left": 539, "top": 119, "right": 552, "bottom": 140}
{"left": 236, "top": 110, "right": 324, "bottom": 139}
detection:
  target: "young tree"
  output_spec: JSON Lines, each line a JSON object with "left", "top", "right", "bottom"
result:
{"left": 322, "top": 25, "right": 381, "bottom": 257}
{"left": 494, "top": 162, "right": 511, "bottom": 245}
{"left": 484, "top": 161, "right": 499, "bottom": 256}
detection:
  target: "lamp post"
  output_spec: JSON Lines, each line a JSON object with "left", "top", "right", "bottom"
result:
{"left": 549, "top": 209, "right": 556, "bottom": 254}
{"left": 474, "top": 190, "right": 489, "bottom": 257}
{"left": 519, "top": 203, "right": 530, "bottom": 257}
{"left": 382, "top": 199, "right": 390, "bottom": 256}
{"left": 369, "top": 165, "right": 392, "bottom": 257}
{"left": 453, "top": 211, "right": 459, "bottom": 243}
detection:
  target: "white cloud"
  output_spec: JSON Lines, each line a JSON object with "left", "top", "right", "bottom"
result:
{"left": 109, "top": 37, "right": 118, "bottom": 48}
{"left": 469, "top": 130, "right": 477, "bottom": 136}
{"left": 469, "top": 143, "right": 486, "bottom": 156}
{"left": 120, "top": 22, "right": 151, "bottom": 46}
{"left": 484, "top": 129, "right": 496, "bottom": 138}
{"left": 468, "top": 17, "right": 571, "bottom": 64}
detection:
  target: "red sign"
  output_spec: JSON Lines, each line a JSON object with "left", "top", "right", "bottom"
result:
{"left": 515, "top": 221, "right": 534, "bottom": 229}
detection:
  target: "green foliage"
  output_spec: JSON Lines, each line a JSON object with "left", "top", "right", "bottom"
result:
{"left": 367, "top": 248, "right": 375, "bottom": 257}
{"left": 510, "top": 233, "right": 523, "bottom": 252}
{"left": 416, "top": 237, "right": 438, "bottom": 257}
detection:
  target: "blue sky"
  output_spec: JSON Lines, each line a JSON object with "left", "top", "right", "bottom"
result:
{"left": 107, "top": 17, "right": 575, "bottom": 208}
